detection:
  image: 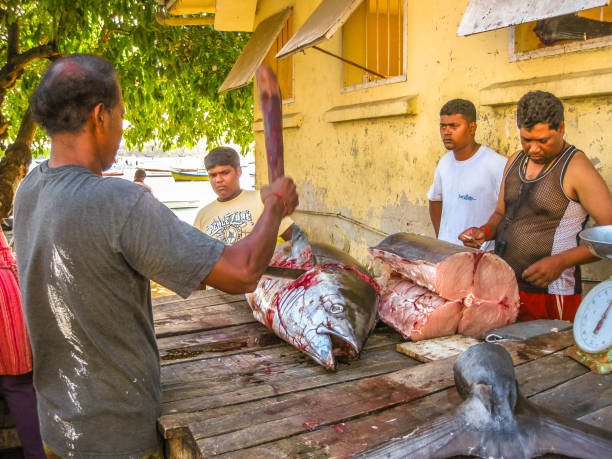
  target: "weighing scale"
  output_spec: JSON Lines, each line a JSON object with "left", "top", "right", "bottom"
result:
{"left": 565, "top": 225, "right": 612, "bottom": 374}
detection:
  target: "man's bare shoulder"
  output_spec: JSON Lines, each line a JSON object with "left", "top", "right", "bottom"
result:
{"left": 563, "top": 149, "right": 601, "bottom": 181}
{"left": 563, "top": 149, "right": 608, "bottom": 197}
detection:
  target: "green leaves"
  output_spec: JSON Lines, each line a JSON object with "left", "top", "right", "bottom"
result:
{"left": 0, "top": 0, "right": 253, "bottom": 156}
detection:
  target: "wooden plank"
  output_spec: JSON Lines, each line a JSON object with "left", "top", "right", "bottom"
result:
{"left": 514, "top": 352, "right": 588, "bottom": 396}
{"left": 153, "top": 291, "right": 246, "bottom": 317}
{"left": 159, "top": 344, "right": 410, "bottom": 439}
{"left": 195, "top": 347, "right": 580, "bottom": 455}
{"left": 161, "top": 342, "right": 411, "bottom": 412}
{"left": 152, "top": 288, "right": 237, "bottom": 306}
{"left": 503, "top": 330, "right": 574, "bottom": 363}
{"left": 154, "top": 301, "right": 255, "bottom": 338}
{"left": 158, "top": 323, "right": 282, "bottom": 365}
{"left": 195, "top": 369, "right": 444, "bottom": 456}
{"left": 215, "top": 344, "right": 596, "bottom": 458}
{"left": 396, "top": 334, "right": 480, "bottom": 362}
{"left": 161, "top": 326, "right": 402, "bottom": 389}
{"left": 529, "top": 371, "right": 612, "bottom": 419}
{"left": 164, "top": 434, "right": 199, "bottom": 459}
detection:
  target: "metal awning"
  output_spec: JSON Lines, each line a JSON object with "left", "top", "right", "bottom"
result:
{"left": 218, "top": 8, "right": 292, "bottom": 93}
{"left": 458, "top": 0, "right": 610, "bottom": 36}
{"left": 276, "top": 0, "right": 364, "bottom": 59}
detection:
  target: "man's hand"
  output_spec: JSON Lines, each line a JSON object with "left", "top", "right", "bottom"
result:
{"left": 458, "top": 227, "right": 486, "bottom": 248}
{"left": 522, "top": 255, "right": 567, "bottom": 288}
{"left": 261, "top": 176, "right": 298, "bottom": 216}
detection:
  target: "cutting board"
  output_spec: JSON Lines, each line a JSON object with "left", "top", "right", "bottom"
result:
{"left": 396, "top": 334, "right": 480, "bottom": 362}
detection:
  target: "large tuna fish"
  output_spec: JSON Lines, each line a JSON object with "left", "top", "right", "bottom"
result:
{"left": 358, "top": 343, "right": 612, "bottom": 458}
{"left": 246, "top": 227, "right": 379, "bottom": 370}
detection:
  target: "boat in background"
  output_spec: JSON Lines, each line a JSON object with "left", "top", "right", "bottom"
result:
{"left": 103, "top": 171, "right": 124, "bottom": 177}
{"left": 162, "top": 200, "right": 201, "bottom": 209}
{"left": 143, "top": 168, "right": 172, "bottom": 177}
{"left": 171, "top": 169, "right": 209, "bottom": 181}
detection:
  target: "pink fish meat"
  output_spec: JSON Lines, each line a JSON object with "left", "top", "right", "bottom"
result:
{"left": 378, "top": 276, "right": 463, "bottom": 341}
{"left": 369, "top": 233, "right": 519, "bottom": 339}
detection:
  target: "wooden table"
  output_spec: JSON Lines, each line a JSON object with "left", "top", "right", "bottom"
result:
{"left": 153, "top": 289, "right": 612, "bottom": 458}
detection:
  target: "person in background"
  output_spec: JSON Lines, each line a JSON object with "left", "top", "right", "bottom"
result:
{"left": 13, "top": 54, "right": 298, "bottom": 458}
{"left": 134, "top": 168, "right": 152, "bottom": 192}
{"left": 194, "top": 146, "right": 293, "bottom": 244}
{"left": 428, "top": 99, "right": 506, "bottom": 248}
{"left": 0, "top": 230, "right": 45, "bottom": 458}
{"left": 460, "top": 90, "right": 612, "bottom": 322}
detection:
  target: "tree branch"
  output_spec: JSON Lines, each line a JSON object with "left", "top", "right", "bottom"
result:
{"left": 0, "top": 43, "right": 59, "bottom": 91}
{"left": 7, "top": 19, "right": 18, "bottom": 59}
{"left": 100, "top": 28, "right": 131, "bottom": 45}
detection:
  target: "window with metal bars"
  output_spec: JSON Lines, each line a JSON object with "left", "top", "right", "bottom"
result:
{"left": 342, "top": 0, "right": 406, "bottom": 89}
{"left": 262, "top": 15, "right": 294, "bottom": 101}
{"left": 514, "top": 5, "right": 612, "bottom": 54}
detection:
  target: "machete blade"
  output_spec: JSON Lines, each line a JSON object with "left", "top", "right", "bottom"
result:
{"left": 255, "top": 64, "right": 284, "bottom": 183}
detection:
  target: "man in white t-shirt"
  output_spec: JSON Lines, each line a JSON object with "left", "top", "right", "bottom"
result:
{"left": 427, "top": 99, "right": 506, "bottom": 246}
{"left": 194, "top": 147, "right": 293, "bottom": 244}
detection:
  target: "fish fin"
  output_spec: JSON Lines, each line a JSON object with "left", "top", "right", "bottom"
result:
{"left": 291, "top": 224, "right": 315, "bottom": 264}
{"left": 516, "top": 398, "right": 612, "bottom": 458}
{"left": 354, "top": 413, "right": 473, "bottom": 459}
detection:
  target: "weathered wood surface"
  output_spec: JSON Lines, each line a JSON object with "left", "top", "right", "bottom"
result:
{"left": 155, "top": 289, "right": 612, "bottom": 458}
{"left": 396, "top": 334, "right": 480, "bottom": 362}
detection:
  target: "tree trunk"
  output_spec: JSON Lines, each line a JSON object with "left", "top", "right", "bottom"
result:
{"left": 0, "top": 108, "right": 37, "bottom": 218}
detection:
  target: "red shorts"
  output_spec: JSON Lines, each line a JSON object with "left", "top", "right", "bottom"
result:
{"left": 518, "top": 291, "right": 582, "bottom": 322}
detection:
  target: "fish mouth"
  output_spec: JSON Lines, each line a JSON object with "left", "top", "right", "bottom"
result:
{"left": 314, "top": 323, "right": 360, "bottom": 370}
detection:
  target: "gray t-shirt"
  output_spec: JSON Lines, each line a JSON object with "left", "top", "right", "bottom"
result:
{"left": 13, "top": 162, "right": 224, "bottom": 458}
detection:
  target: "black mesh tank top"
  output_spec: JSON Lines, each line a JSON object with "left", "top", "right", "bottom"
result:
{"left": 496, "top": 144, "right": 588, "bottom": 294}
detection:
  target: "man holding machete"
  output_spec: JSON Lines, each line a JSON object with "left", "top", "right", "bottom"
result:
{"left": 459, "top": 91, "right": 612, "bottom": 322}
{"left": 13, "top": 54, "right": 298, "bottom": 458}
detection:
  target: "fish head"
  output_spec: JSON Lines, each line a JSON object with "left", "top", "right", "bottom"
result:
{"left": 454, "top": 343, "right": 519, "bottom": 418}
{"left": 279, "top": 264, "right": 378, "bottom": 370}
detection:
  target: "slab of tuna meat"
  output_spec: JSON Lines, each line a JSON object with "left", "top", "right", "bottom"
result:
{"left": 369, "top": 233, "right": 520, "bottom": 338}
{"left": 378, "top": 276, "right": 463, "bottom": 341}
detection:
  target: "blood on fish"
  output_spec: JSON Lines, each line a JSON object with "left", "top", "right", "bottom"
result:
{"left": 471, "top": 251, "right": 485, "bottom": 276}
{"left": 265, "top": 309, "right": 275, "bottom": 327}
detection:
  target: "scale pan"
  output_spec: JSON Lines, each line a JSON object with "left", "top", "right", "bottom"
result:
{"left": 580, "top": 225, "right": 612, "bottom": 259}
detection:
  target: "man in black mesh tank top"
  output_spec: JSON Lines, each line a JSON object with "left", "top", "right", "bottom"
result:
{"left": 459, "top": 91, "right": 612, "bottom": 322}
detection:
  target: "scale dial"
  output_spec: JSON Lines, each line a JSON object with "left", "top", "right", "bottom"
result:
{"left": 574, "top": 280, "right": 612, "bottom": 353}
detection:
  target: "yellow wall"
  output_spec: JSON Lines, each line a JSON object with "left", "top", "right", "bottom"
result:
{"left": 251, "top": 0, "right": 612, "bottom": 279}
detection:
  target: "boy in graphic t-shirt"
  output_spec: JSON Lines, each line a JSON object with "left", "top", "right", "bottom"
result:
{"left": 194, "top": 147, "right": 293, "bottom": 245}
{"left": 427, "top": 99, "right": 506, "bottom": 247}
